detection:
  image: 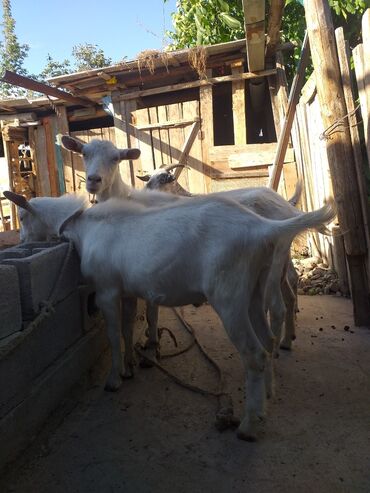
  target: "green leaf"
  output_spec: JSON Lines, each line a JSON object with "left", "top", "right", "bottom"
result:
{"left": 219, "top": 12, "right": 242, "bottom": 29}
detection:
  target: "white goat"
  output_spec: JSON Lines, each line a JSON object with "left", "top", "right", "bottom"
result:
{"left": 5, "top": 189, "right": 335, "bottom": 441}
{"left": 61, "top": 136, "right": 301, "bottom": 351}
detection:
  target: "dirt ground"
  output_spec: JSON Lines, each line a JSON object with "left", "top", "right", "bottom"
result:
{"left": 1, "top": 295, "right": 370, "bottom": 493}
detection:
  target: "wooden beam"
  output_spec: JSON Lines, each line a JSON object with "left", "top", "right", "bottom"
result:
{"left": 135, "top": 117, "right": 198, "bottom": 131}
{"left": 266, "top": 0, "right": 286, "bottom": 57}
{"left": 118, "top": 69, "right": 276, "bottom": 101}
{"left": 268, "top": 31, "right": 310, "bottom": 190}
{"left": 243, "top": 0, "right": 266, "bottom": 71}
{"left": 0, "top": 112, "right": 37, "bottom": 122}
{"left": 304, "top": 0, "right": 370, "bottom": 326}
{"left": 1, "top": 70, "right": 92, "bottom": 107}
{"left": 174, "top": 120, "right": 201, "bottom": 179}
{"left": 209, "top": 143, "right": 294, "bottom": 168}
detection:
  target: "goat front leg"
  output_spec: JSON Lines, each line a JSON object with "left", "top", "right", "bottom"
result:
{"left": 121, "top": 297, "right": 138, "bottom": 378}
{"left": 96, "top": 289, "right": 123, "bottom": 391}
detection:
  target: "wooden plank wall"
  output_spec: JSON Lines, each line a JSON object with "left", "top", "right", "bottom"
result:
{"left": 133, "top": 101, "right": 205, "bottom": 194}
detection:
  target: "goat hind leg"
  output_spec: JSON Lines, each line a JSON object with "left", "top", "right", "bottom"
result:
{"left": 280, "top": 278, "right": 296, "bottom": 350}
{"left": 217, "top": 305, "right": 268, "bottom": 441}
{"left": 249, "top": 276, "right": 275, "bottom": 399}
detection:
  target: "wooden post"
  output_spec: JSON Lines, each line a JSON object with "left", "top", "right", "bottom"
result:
{"left": 304, "top": 0, "right": 370, "bottom": 326}
{"left": 54, "top": 106, "right": 75, "bottom": 193}
{"left": 112, "top": 92, "right": 135, "bottom": 187}
{"left": 242, "top": 0, "right": 266, "bottom": 72}
{"left": 231, "top": 62, "right": 247, "bottom": 145}
{"left": 199, "top": 69, "right": 214, "bottom": 192}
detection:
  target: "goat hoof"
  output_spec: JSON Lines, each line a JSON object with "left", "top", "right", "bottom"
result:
{"left": 215, "top": 408, "right": 240, "bottom": 431}
{"left": 280, "top": 339, "right": 292, "bottom": 351}
{"left": 122, "top": 367, "right": 134, "bottom": 379}
{"left": 236, "top": 429, "right": 257, "bottom": 442}
{"left": 237, "top": 416, "right": 265, "bottom": 442}
{"left": 139, "top": 357, "right": 155, "bottom": 369}
{"left": 104, "top": 375, "right": 122, "bottom": 391}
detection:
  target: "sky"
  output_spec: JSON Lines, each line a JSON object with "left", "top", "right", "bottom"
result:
{"left": 0, "top": 0, "right": 178, "bottom": 75}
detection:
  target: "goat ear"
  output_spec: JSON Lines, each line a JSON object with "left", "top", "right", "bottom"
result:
{"left": 136, "top": 174, "right": 150, "bottom": 182}
{"left": 61, "top": 135, "right": 84, "bottom": 154}
{"left": 3, "top": 191, "right": 35, "bottom": 213}
{"left": 119, "top": 148, "right": 141, "bottom": 161}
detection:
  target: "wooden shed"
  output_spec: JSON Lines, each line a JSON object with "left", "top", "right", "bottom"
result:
{"left": 0, "top": 39, "right": 298, "bottom": 199}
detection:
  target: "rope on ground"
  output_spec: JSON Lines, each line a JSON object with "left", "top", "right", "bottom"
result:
{"left": 135, "top": 307, "right": 239, "bottom": 430}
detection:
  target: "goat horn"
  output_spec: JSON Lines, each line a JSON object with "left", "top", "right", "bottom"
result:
{"left": 136, "top": 174, "right": 151, "bottom": 182}
{"left": 163, "top": 163, "right": 185, "bottom": 173}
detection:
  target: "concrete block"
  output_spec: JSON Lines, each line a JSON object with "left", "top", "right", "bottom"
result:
{"left": 0, "top": 249, "right": 29, "bottom": 260}
{"left": 0, "top": 265, "right": 22, "bottom": 339}
{"left": 0, "top": 323, "right": 108, "bottom": 472}
{"left": 0, "top": 290, "right": 84, "bottom": 419}
{"left": 1, "top": 242, "right": 81, "bottom": 320}
{"left": 78, "top": 284, "right": 100, "bottom": 333}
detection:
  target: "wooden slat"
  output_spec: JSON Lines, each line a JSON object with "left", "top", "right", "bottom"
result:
{"left": 182, "top": 100, "right": 205, "bottom": 194}
{"left": 231, "top": 65, "right": 247, "bottom": 144}
{"left": 268, "top": 32, "right": 310, "bottom": 190}
{"left": 149, "top": 106, "right": 163, "bottom": 169}
{"left": 34, "top": 126, "right": 51, "bottom": 197}
{"left": 42, "top": 117, "right": 59, "bottom": 196}
{"left": 243, "top": 0, "right": 266, "bottom": 72}
{"left": 353, "top": 44, "right": 367, "bottom": 164}
{"left": 134, "top": 107, "right": 155, "bottom": 178}
{"left": 361, "top": 9, "right": 370, "bottom": 169}
{"left": 157, "top": 105, "right": 171, "bottom": 166}
{"left": 335, "top": 27, "right": 370, "bottom": 257}
{"left": 112, "top": 96, "right": 136, "bottom": 186}
{"left": 168, "top": 103, "right": 189, "bottom": 190}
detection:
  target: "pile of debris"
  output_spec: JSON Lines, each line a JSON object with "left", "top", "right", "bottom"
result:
{"left": 292, "top": 256, "right": 344, "bottom": 296}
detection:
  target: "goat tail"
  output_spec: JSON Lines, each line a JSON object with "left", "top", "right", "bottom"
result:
{"left": 273, "top": 197, "right": 337, "bottom": 241}
{"left": 288, "top": 179, "right": 303, "bottom": 207}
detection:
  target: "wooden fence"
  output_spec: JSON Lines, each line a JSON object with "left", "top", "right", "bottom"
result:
{"left": 292, "top": 11, "right": 370, "bottom": 294}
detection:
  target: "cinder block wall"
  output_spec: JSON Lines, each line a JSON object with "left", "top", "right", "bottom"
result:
{"left": 0, "top": 241, "right": 142, "bottom": 471}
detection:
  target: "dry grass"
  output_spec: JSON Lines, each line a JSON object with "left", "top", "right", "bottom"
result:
{"left": 136, "top": 49, "right": 170, "bottom": 74}
{"left": 188, "top": 46, "right": 208, "bottom": 79}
